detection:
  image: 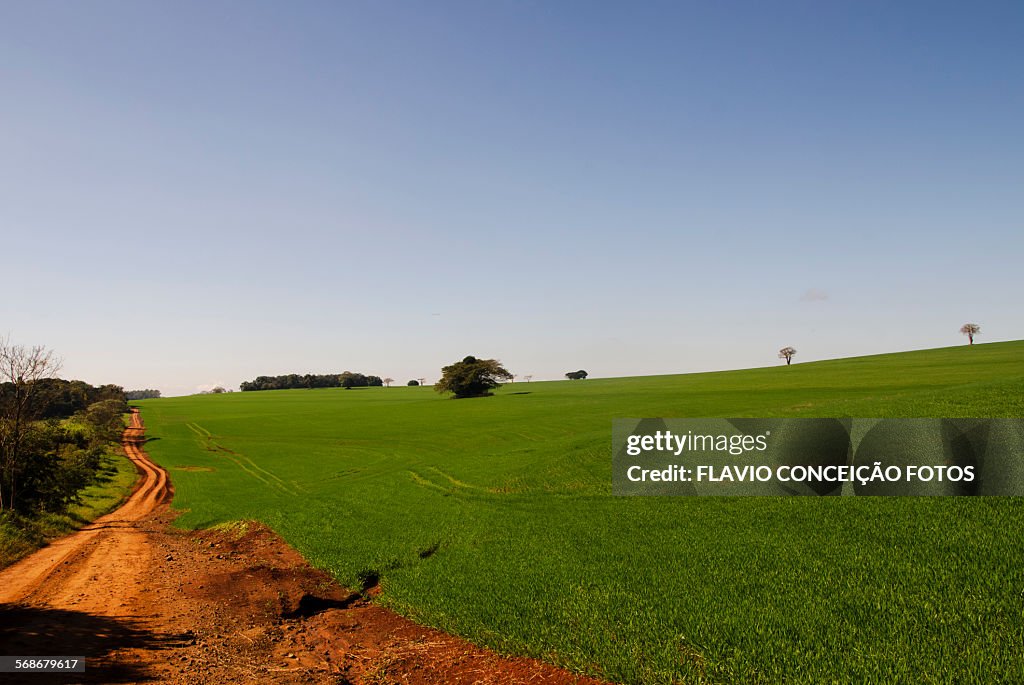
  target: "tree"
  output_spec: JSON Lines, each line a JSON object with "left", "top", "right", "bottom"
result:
{"left": 778, "top": 347, "right": 797, "bottom": 365}
{"left": 82, "top": 398, "right": 130, "bottom": 445}
{"left": 435, "top": 356, "right": 512, "bottom": 399}
{"left": 339, "top": 371, "right": 364, "bottom": 389}
{"left": 523, "top": 375, "right": 533, "bottom": 382}
{"left": 0, "top": 337, "right": 63, "bottom": 511}
{"left": 565, "top": 370, "right": 588, "bottom": 380}
{"left": 240, "top": 371, "right": 378, "bottom": 391}
{"left": 960, "top": 323, "right": 980, "bottom": 345}
{"left": 125, "top": 389, "right": 161, "bottom": 400}
{"left": 383, "top": 377, "right": 394, "bottom": 388}
{"left": 407, "top": 380, "right": 419, "bottom": 386}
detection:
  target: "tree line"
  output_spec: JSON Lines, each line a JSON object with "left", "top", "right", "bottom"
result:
{"left": 125, "top": 389, "right": 161, "bottom": 400}
{"left": 1, "top": 378, "right": 126, "bottom": 418}
{"left": 240, "top": 371, "right": 384, "bottom": 392}
{"left": 1, "top": 338, "right": 128, "bottom": 515}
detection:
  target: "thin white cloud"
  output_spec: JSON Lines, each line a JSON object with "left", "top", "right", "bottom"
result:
{"left": 195, "top": 382, "right": 228, "bottom": 393}
{"left": 800, "top": 289, "right": 829, "bottom": 302}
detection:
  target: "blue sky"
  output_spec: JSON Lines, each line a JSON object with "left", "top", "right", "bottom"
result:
{"left": 2, "top": 1, "right": 1021, "bottom": 395}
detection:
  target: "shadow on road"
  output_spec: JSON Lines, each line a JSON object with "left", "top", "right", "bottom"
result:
{"left": 0, "top": 604, "right": 189, "bottom": 683}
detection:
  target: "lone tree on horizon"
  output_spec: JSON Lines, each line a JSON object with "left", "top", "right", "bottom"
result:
{"left": 383, "top": 377, "right": 394, "bottom": 388}
{"left": 435, "top": 356, "right": 512, "bottom": 398}
{"left": 565, "top": 370, "right": 588, "bottom": 380}
{"left": 960, "top": 323, "right": 981, "bottom": 345}
{"left": 778, "top": 346, "right": 797, "bottom": 365}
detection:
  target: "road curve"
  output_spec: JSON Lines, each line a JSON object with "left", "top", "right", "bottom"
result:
{"left": 0, "top": 408, "right": 172, "bottom": 606}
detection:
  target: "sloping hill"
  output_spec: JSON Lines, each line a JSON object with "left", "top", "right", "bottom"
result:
{"left": 139, "top": 341, "right": 1024, "bottom": 683}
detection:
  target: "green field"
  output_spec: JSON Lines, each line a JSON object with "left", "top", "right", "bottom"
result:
{"left": 138, "top": 342, "right": 1024, "bottom": 684}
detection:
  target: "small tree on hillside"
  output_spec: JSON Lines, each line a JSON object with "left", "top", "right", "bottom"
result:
{"left": 523, "top": 375, "right": 533, "bottom": 383}
{"left": 778, "top": 347, "right": 797, "bottom": 365}
{"left": 407, "top": 379, "right": 419, "bottom": 386}
{"left": 565, "top": 370, "right": 588, "bottom": 380}
{"left": 435, "top": 356, "right": 512, "bottom": 399}
{"left": 960, "top": 323, "right": 980, "bottom": 345}
{"left": 383, "top": 377, "right": 394, "bottom": 388}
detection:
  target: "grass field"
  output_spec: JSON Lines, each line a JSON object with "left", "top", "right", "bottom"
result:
{"left": 138, "top": 341, "right": 1024, "bottom": 684}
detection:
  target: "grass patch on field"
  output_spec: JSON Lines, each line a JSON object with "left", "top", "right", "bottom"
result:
{"left": 138, "top": 341, "right": 1024, "bottom": 684}
{"left": 0, "top": 449, "right": 138, "bottom": 569}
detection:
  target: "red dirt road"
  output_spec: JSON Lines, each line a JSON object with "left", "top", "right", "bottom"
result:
{"left": 0, "top": 409, "right": 170, "bottom": 608}
{"left": 0, "top": 410, "right": 608, "bottom": 684}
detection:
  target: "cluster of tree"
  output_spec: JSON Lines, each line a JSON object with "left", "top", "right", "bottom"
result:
{"left": 435, "top": 356, "right": 512, "bottom": 398}
{"left": 199, "top": 386, "right": 229, "bottom": 394}
{"left": 339, "top": 372, "right": 384, "bottom": 388}
{"left": 1, "top": 339, "right": 128, "bottom": 515}
{"left": 240, "top": 372, "right": 384, "bottom": 392}
{"left": 1, "top": 378, "right": 125, "bottom": 420}
{"left": 125, "top": 389, "right": 161, "bottom": 400}
{"left": 565, "top": 370, "right": 588, "bottom": 380}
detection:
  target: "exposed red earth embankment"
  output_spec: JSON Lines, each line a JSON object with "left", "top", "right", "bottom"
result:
{"left": 0, "top": 409, "right": 606, "bottom": 684}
